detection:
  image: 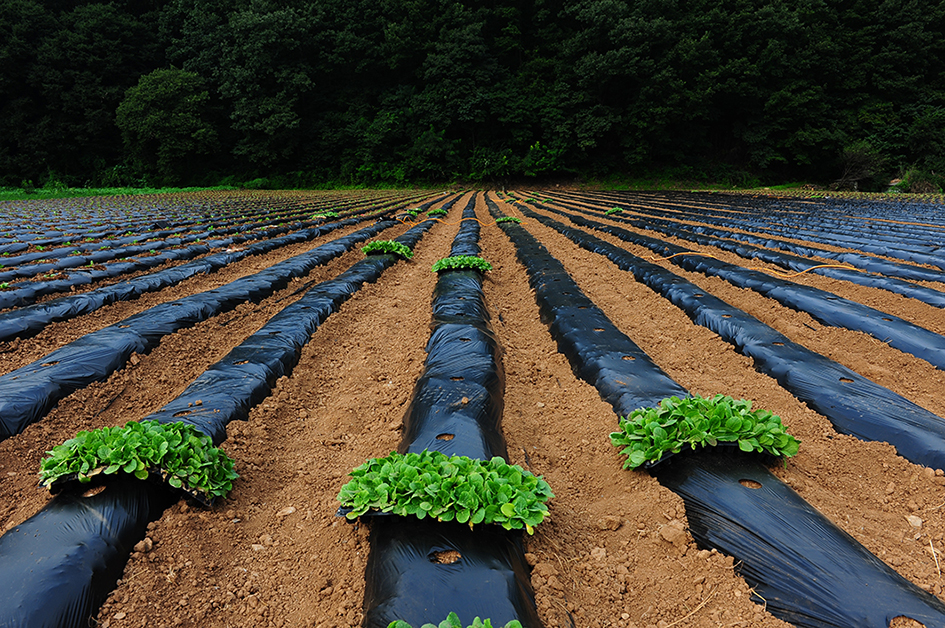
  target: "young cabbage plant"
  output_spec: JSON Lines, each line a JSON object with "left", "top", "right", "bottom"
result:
{"left": 337, "top": 450, "right": 553, "bottom": 534}
{"left": 39, "top": 420, "right": 238, "bottom": 504}
{"left": 362, "top": 240, "right": 413, "bottom": 260}
{"left": 610, "top": 394, "right": 800, "bottom": 469}
{"left": 387, "top": 613, "right": 523, "bottom": 628}
{"left": 431, "top": 255, "right": 493, "bottom": 273}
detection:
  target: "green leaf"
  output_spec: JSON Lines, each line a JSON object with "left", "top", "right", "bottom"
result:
{"left": 361, "top": 240, "right": 413, "bottom": 259}
{"left": 38, "top": 421, "right": 238, "bottom": 503}
{"left": 337, "top": 451, "right": 553, "bottom": 532}
{"left": 431, "top": 256, "right": 493, "bottom": 273}
{"left": 610, "top": 394, "right": 800, "bottom": 468}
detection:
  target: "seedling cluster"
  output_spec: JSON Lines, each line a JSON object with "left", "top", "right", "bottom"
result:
{"left": 610, "top": 394, "right": 800, "bottom": 469}
{"left": 431, "top": 255, "right": 493, "bottom": 273}
{"left": 362, "top": 240, "right": 413, "bottom": 259}
{"left": 39, "top": 420, "right": 239, "bottom": 503}
{"left": 388, "top": 614, "right": 522, "bottom": 628}
{"left": 337, "top": 450, "right": 553, "bottom": 534}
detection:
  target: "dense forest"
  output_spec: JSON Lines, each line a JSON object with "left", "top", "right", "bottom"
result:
{"left": 1, "top": 0, "right": 943, "bottom": 189}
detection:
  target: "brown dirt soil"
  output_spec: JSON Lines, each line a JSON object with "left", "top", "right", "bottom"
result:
{"left": 1, "top": 189, "right": 944, "bottom": 628}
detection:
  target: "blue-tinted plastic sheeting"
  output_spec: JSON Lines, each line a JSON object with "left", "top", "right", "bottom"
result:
{"left": 448, "top": 195, "right": 482, "bottom": 258}
{"left": 561, "top": 191, "right": 945, "bottom": 270}
{"left": 0, "top": 194, "right": 415, "bottom": 311}
{"left": 149, "top": 219, "right": 436, "bottom": 443}
{"left": 488, "top": 196, "right": 945, "bottom": 628}
{"left": 0, "top": 219, "right": 398, "bottom": 440}
{"left": 0, "top": 218, "right": 437, "bottom": 628}
{"left": 544, "top": 196, "right": 945, "bottom": 305}
{"left": 362, "top": 203, "right": 541, "bottom": 628}
{"left": 0, "top": 210, "right": 394, "bottom": 341}
{"left": 656, "top": 453, "right": 945, "bottom": 628}
{"left": 516, "top": 204, "right": 945, "bottom": 470}
{"left": 398, "top": 272, "right": 505, "bottom": 460}
{"left": 0, "top": 476, "right": 176, "bottom": 628}
{"left": 534, "top": 202, "right": 945, "bottom": 371}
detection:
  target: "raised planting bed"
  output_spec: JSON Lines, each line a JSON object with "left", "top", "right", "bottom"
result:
{"left": 1, "top": 190, "right": 945, "bottom": 627}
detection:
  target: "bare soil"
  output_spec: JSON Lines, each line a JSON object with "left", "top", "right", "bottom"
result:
{"left": 1, "top": 190, "right": 944, "bottom": 628}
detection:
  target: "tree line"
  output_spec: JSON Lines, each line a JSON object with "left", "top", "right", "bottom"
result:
{"left": 1, "top": 0, "right": 943, "bottom": 189}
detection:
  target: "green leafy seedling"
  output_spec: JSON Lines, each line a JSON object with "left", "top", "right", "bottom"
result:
{"left": 605, "top": 207, "right": 623, "bottom": 215}
{"left": 431, "top": 255, "right": 493, "bottom": 273}
{"left": 39, "top": 420, "right": 239, "bottom": 504}
{"left": 610, "top": 394, "right": 800, "bottom": 469}
{"left": 428, "top": 209, "right": 448, "bottom": 217}
{"left": 495, "top": 217, "right": 521, "bottom": 224}
{"left": 313, "top": 212, "right": 339, "bottom": 219}
{"left": 337, "top": 450, "right": 553, "bottom": 534}
{"left": 362, "top": 240, "right": 413, "bottom": 259}
{"left": 387, "top": 613, "right": 523, "bottom": 628}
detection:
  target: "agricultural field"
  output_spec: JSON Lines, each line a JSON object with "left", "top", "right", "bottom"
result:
{"left": 1, "top": 189, "right": 945, "bottom": 628}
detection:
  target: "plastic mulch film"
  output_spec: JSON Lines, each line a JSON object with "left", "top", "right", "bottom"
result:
{"left": 517, "top": 204, "right": 945, "bottom": 471}
{"left": 656, "top": 453, "right": 945, "bottom": 628}
{"left": 537, "top": 202, "right": 945, "bottom": 370}
{"left": 148, "top": 218, "right": 437, "bottom": 444}
{"left": 0, "top": 218, "right": 439, "bottom": 628}
{"left": 361, "top": 201, "right": 541, "bottom": 628}
{"left": 0, "top": 218, "right": 398, "bottom": 440}
{"left": 0, "top": 476, "right": 176, "bottom": 628}
{"left": 0, "top": 210, "right": 392, "bottom": 342}
{"left": 488, "top": 196, "right": 945, "bottom": 628}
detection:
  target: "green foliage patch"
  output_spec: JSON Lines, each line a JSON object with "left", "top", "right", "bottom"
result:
{"left": 610, "top": 394, "right": 800, "bottom": 469}
{"left": 495, "top": 217, "right": 521, "bottom": 224}
{"left": 337, "top": 450, "right": 553, "bottom": 534}
{"left": 605, "top": 207, "right": 624, "bottom": 215}
{"left": 431, "top": 255, "right": 493, "bottom": 273}
{"left": 428, "top": 209, "right": 448, "bottom": 217}
{"left": 388, "top": 613, "right": 522, "bottom": 628}
{"left": 362, "top": 240, "right": 413, "bottom": 259}
{"left": 39, "top": 420, "right": 238, "bottom": 503}
{"left": 312, "top": 211, "right": 339, "bottom": 219}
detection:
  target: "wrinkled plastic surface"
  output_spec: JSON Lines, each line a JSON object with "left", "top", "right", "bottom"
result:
{"left": 0, "top": 476, "right": 175, "bottom": 628}
{"left": 363, "top": 204, "right": 541, "bottom": 628}
{"left": 656, "top": 453, "right": 945, "bottom": 628}
{"left": 399, "top": 271, "right": 506, "bottom": 460}
{"left": 0, "top": 219, "right": 398, "bottom": 440}
{"left": 540, "top": 192, "right": 945, "bottom": 302}
{"left": 149, "top": 219, "right": 436, "bottom": 444}
{"left": 364, "top": 518, "right": 538, "bottom": 628}
{"left": 490, "top": 198, "right": 945, "bottom": 627}
{"left": 518, "top": 205, "right": 945, "bottom": 470}
{"left": 542, "top": 203, "right": 945, "bottom": 370}
{"left": 0, "top": 210, "right": 389, "bottom": 341}
{"left": 0, "top": 191, "right": 419, "bottom": 311}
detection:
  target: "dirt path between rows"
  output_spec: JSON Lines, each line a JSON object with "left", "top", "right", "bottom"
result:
{"left": 1, "top": 189, "right": 943, "bottom": 628}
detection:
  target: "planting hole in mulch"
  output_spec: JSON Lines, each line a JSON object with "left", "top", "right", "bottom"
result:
{"left": 430, "top": 550, "right": 461, "bottom": 565}
{"left": 839, "top": 377, "right": 855, "bottom": 383}
{"left": 435, "top": 433, "right": 454, "bottom": 441}
{"left": 890, "top": 617, "right": 926, "bottom": 628}
{"left": 738, "top": 479, "right": 763, "bottom": 489}
{"left": 82, "top": 485, "right": 107, "bottom": 497}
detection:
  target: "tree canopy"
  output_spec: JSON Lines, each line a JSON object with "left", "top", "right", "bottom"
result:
{"left": 0, "top": 0, "right": 942, "bottom": 188}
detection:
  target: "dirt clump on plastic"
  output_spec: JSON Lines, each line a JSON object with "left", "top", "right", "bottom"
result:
{"left": 0, "top": 190, "right": 943, "bottom": 627}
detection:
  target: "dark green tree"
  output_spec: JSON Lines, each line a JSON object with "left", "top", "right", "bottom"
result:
{"left": 115, "top": 68, "right": 216, "bottom": 183}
